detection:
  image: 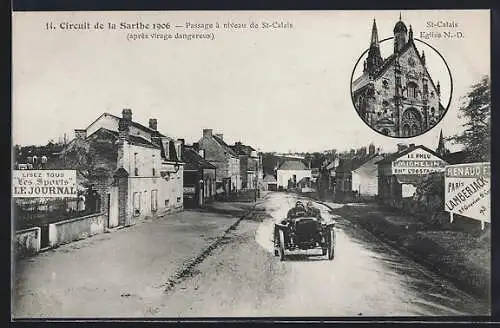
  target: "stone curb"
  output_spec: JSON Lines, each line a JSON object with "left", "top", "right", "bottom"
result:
{"left": 161, "top": 195, "right": 270, "bottom": 292}
{"left": 319, "top": 202, "right": 489, "bottom": 301}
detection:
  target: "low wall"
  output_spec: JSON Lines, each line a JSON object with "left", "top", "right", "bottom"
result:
{"left": 15, "top": 227, "right": 41, "bottom": 258}
{"left": 49, "top": 212, "right": 107, "bottom": 247}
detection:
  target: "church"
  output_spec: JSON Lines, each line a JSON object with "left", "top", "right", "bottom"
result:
{"left": 352, "top": 15, "right": 445, "bottom": 138}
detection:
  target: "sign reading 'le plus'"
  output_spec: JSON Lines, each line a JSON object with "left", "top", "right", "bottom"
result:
{"left": 444, "top": 162, "right": 490, "bottom": 228}
{"left": 12, "top": 170, "right": 77, "bottom": 198}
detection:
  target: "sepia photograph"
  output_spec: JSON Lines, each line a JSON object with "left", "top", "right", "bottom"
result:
{"left": 351, "top": 13, "right": 452, "bottom": 138}
{"left": 11, "top": 9, "right": 491, "bottom": 319}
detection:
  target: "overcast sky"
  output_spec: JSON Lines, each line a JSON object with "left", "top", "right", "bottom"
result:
{"left": 13, "top": 10, "right": 489, "bottom": 154}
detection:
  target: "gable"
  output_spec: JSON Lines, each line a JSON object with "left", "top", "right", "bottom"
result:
{"left": 86, "top": 113, "right": 119, "bottom": 137}
{"left": 391, "top": 146, "right": 448, "bottom": 175}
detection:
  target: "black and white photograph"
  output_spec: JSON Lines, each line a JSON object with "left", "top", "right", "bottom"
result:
{"left": 351, "top": 13, "right": 452, "bottom": 138}
{"left": 11, "top": 10, "right": 491, "bottom": 319}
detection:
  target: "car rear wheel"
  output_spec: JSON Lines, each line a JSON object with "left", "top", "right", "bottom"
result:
{"left": 278, "top": 229, "right": 286, "bottom": 261}
{"left": 327, "top": 228, "right": 335, "bottom": 260}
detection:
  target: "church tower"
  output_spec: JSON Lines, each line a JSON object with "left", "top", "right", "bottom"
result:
{"left": 436, "top": 129, "right": 448, "bottom": 156}
{"left": 365, "top": 19, "right": 383, "bottom": 75}
{"left": 393, "top": 13, "right": 408, "bottom": 53}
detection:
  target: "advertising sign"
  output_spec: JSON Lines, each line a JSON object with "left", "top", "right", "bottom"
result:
{"left": 444, "top": 162, "right": 490, "bottom": 229}
{"left": 392, "top": 148, "right": 448, "bottom": 175}
{"left": 12, "top": 170, "right": 77, "bottom": 198}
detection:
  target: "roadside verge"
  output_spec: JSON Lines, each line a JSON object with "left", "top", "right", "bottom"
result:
{"left": 320, "top": 202, "right": 490, "bottom": 301}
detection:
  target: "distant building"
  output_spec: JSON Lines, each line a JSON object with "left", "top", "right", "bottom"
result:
{"left": 262, "top": 174, "right": 278, "bottom": 191}
{"left": 230, "top": 142, "right": 262, "bottom": 190}
{"left": 198, "top": 129, "right": 241, "bottom": 196}
{"left": 277, "top": 160, "right": 311, "bottom": 190}
{"left": 351, "top": 154, "right": 384, "bottom": 197}
{"left": 182, "top": 143, "right": 216, "bottom": 207}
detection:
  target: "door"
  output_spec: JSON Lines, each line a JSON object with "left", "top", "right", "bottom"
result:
{"left": 108, "top": 187, "right": 119, "bottom": 228}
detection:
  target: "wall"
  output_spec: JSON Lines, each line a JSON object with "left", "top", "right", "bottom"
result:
{"left": 15, "top": 227, "right": 41, "bottom": 257}
{"left": 48, "top": 212, "right": 107, "bottom": 247}
{"left": 198, "top": 137, "right": 228, "bottom": 182}
{"left": 277, "top": 169, "right": 312, "bottom": 189}
{"left": 229, "top": 157, "right": 241, "bottom": 191}
{"left": 352, "top": 171, "right": 378, "bottom": 196}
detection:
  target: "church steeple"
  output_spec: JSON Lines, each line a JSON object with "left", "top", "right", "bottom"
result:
{"left": 436, "top": 129, "right": 447, "bottom": 156}
{"left": 366, "top": 19, "right": 383, "bottom": 75}
{"left": 393, "top": 13, "right": 408, "bottom": 53}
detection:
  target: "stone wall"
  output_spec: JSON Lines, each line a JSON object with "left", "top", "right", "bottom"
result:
{"left": 48, "top": 212, "right": 107, "bottom": 247}
{"left": 15, "top": 227, "right": 41, "bottom": 258}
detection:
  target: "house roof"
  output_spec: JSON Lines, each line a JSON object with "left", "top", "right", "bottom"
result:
{"left": 230, "top": 143, "right": 256, "bottom": 156}
{"left": 212, "top": 135, "right": 238, "bottom": 157}
{"left": 86, "top": 113, "right": 167, "bottom": 138}
{"left": 376, "top": 145, "right": 447, "bottom": 165}
{"left": 335, "top": 155, "right": 372, "bottom": 174}
{"left": 263, "top": 174, "right": 277, "bottom": 183}
{"left": 352, "top": 154, "right": 384, "bottom": 176}
{"left": 90, "top": 127, "right": 160, "bottom": 149}
{"left": 278, "top": 160, "right": 308, "bottom": 171}
{"left": 443, "top": 150, "right": 469, "bottom": 165}
{"left": 182, "top": 146, "right": 216, "bottom": 171}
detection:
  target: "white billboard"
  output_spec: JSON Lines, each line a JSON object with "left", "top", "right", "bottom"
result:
{"left": 12, "top": 170, "right": 78, "bottom": 198}
{"left": 444, "top": 162, "right": 490, "bottom": 229}
{"left": 392, "top": 148, "right": 448, "bottom": 176}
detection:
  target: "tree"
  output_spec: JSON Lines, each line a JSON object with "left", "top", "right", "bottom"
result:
{"left": 450, "top": 76, "right": 490, "bottom": 162}
{"left": 60, "top": 137, "right": 117, "bottom": 187}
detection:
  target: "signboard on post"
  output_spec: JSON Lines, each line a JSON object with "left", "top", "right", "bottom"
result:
{"left": 12, "top": 170, "right": 77, "bottom": 198}
{"left": 392, "top": 148, "right": 448, "bottom": 176}
{"left": 444, "top": 162, "right": 490, "bottom": 229}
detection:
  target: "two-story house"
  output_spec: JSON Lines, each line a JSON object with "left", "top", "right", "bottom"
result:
{"left": 61, "top": 109, "right": 184, "bottom": 228}
{"left": 230, "top": 142, "right": 261, "bottom": 190}
{"left": 183, "top": 142, "right": 217, "bottom": 207}
{"left": 198, "top": 129, "right": 241, "bottom": 196}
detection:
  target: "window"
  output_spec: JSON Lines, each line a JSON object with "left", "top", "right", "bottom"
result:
{"left": 423, "top": 82, "right": 428, "bottom": 94}
{"left": 382, "top": 79, "right": 389, "bottom": 89}
{"left": 151, "top": 190, "right": 158, "bottom": 212}
{"left": 407, "top": 82, "right": 418, "bottom": 98}
{"left": 152, "top": 154, "right": 156, "bottom": 176}
{"left": 430, "top": 107, "right": 435, "bottom": 116}
{"left": 134, "top": 152, "right": 139, "bottom": 176}
{"left": 133, "top": 192, "right": 141, "bottom": 216}
{"left": 177, "top": 196, "right": 181, "bottom": 203}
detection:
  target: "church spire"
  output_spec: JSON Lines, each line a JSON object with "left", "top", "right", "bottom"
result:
{"left": 437, "top": 129, "right": 446, "bottom": 156}
{"left": 366, "top": 19, "right": 383, "bottom": 75}
{"left": 370, "top": 19, "right": 379, "bottom": 45}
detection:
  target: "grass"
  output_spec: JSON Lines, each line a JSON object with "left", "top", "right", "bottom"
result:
{"left": 330, "top": 203, "right": 490, "bottom": 300}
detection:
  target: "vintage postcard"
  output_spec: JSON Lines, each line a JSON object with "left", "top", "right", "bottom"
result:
{"left": 11, "top": 10, "right": 491, "bottom": 319}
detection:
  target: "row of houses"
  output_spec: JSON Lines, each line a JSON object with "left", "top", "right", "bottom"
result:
{"left": 320, "top": 131, "right": 465, "bottom": 207}
{"left": 15, "top": 109, "right": 264, "bottom": 230}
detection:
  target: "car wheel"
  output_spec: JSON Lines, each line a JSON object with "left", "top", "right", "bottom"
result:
{"left": 278, "top": 229, "right": 286, "bottom": 261}
{"left": 327, "top": 228, "right": 335, "bottom": 260}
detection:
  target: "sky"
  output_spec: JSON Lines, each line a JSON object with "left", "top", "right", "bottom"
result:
{"left": 12, "top": 10, "right": 490, "bottom": 154}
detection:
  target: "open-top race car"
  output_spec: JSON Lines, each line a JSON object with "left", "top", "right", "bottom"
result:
{"left": 274, "top": 201, "right": 336, "bottom": 261}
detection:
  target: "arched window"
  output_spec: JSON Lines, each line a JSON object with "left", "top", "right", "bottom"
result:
{"left": 381, "top": 128, "right": 390, "bottom": 136}
{"left": 402, "top": 124, "right": 411, "bottom": 137}
{"left": 430, "top": 107, "right": 435, "bottom": 116}
{"left": 407, "top": 82, "right": 418, "bottom": 98}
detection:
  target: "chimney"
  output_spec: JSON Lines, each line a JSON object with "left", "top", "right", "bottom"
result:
{"left": 203, "top": 129, "right": 213, "bottom": 138}
{"left": 74, "top": 129, "right": 87, "bottom": 139}
{"left": 397, "top": 143, "right": 408, "bottom": 152}
{"left": 122, "top": 108, "right": 132, "bottom": 121}
{"left": 149, "top": 118, "right": 158, "bottom": 131}
{"left": 215, "top": 133, "right": 223, "bottom": 140}
{"left": 118, "top": 117, "right": 130, "bottom": 141}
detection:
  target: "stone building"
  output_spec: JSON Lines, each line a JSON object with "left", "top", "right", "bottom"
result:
{"left": 183, "top": 143, "right": 216, "bottom": 207}
{"left": 61, "top": 109, "right": 184, "bottom": 228}
{"left": 352, "top": 15, "right": 445, "bottom": 137}
{"left": 376, "top": 144, "right": 448, "bottom": 209}
{"left": 197, "top": 129, "right": 241, "bottom": 196}
{"left": 230, "top": 142, "right": 262, "bottom": 190}
{"left": 277, "top": 160, "right": 311, "bottom": 190}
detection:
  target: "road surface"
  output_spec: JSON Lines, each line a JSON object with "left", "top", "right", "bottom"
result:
{"left": 151, "top": 192, "right": 490, "bottom": 317}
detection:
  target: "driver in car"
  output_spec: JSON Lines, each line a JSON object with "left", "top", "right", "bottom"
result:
{"left": 306, "top": 201, "right": 322, "bottom": 220}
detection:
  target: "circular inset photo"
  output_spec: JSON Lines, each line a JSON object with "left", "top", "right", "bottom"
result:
{"left": 350, "top": 17, "right": 452, "bottom": 138}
